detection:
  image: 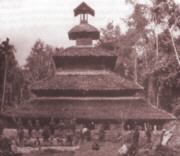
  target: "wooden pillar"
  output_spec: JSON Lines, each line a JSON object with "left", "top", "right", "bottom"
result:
{"left": 154, "top": 125, "right": 157, "bottom": 131}
{"left": 86, "top": 14, "right": 88, "bottom": 22}
{"left": 144, "top": 122, "right": 147, "bottom": 131}
{"left": 83, "top": 14, "right": 85, "bottom": 21}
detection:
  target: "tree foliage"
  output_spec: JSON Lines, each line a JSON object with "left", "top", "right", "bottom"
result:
{"left": 151, "top": 0, "right": 180, "bottom": 65}
{"left": 126, "top": 0, "right": 180, "bottom": 112}
{"left": 99, "top": 0, "right": 180, "bottom": 113}
{"left": 24, "top": 39, "right": 62, "bottom": 82}
{"left": 97, "top": 22, "right": 121, "bottom": 50}
{"left": 0, "top": 39, "right": 28, "bottom": 109}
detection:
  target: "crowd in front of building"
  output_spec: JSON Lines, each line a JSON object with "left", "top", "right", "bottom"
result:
{"left": 2, "top": 117, "right": 156, "bottom": 150}
{"left": 1, "top": 116, "right": 174, "bottom": 156}
{"left": 13, "top": 117, "right": 99, "bottom": 148}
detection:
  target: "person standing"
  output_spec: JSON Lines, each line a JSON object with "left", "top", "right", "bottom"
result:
{"left": 16, "top": 117, "right": 22, "bottom": 132}
{"left": 42, "top": 125, "right": 50, "bottom": 146}
{"left": 35, "top": 119, "right": 41, "bottom": 138}
{"left": 127, "top": 126, "right": 140, "bottom": 155}
{"left": 132, "top": 126, "right": 140, "bottom": 147}
{"left": 18, "top": 126, "right": 24, "bottom": 147}
{"left": 49, "top": 117, "right": 56, "bottom": 137}
{"left": 34, "top": 137, "right": 41, "bottom": 151}
{"left": 99, "top": 124, "right": 105, "bottom": 141}
{"left": 27, "top": 119, "right": 33, "bottom": 139}
{"left": 145, "top": 123, "right": 152, "bottom": 146}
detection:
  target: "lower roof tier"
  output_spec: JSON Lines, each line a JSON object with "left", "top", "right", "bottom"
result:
{"left": 30, "top": 72, "right": 143, "bottom": 96}
{"left": 4, "top": 97, "right": 175, "bottom": 120}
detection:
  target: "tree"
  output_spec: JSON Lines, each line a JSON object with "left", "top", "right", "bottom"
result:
{"left": 124, "top": 0, "right": 180, "bottom": 111}
{"left": 24, "top": 40, "right": 59, "bottom": 82}
{"left": 98, "top": 0, "right": 179, "bottom": 112}
{"left": 0, "top": 38, "right": 28, "bottom": 112}
{"left": 97, "top": 22, "right": 121, "bottom": 50}
{"left": 152, "top": 33, "right": 180, "bottom": 111}
{"left": 126, "top": 3, "right": 150, "bottom": 83}
{"left": 0, "top": 38, "right": 17, "bottom": 112}
{"left": 152, "top": 0, "right": 180, "bottom": 65}
{"left": 97, "top": 22, "right": 136, "bottom": 80}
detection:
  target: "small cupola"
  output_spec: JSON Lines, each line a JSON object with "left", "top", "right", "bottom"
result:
{"left": 74, "top": 2, "right": 95, "bottom": 23}
{"left": 68, "top": 2, "right": 100, "bottom": 46}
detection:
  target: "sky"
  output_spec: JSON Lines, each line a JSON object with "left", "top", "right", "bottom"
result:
{"left": 0, "top": 0, "right": 179, "bottom": 66}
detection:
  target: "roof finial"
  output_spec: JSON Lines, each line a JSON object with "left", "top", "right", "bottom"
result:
{"left": 73, "top": 2, "right": 95, "bottom": 23}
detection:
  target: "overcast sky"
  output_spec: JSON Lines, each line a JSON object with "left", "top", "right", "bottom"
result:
{"left": 0, "top": 0, "right": 179, "bottom": 66}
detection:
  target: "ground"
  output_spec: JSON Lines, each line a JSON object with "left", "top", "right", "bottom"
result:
{"left": 75, "top": 141, "right": 120, "bottom": 156}
{"left": 21, "top": 142, "right": 120, "bottom": 156}
{"left": 24, "top": 151, "right": 75, "bottom": 156}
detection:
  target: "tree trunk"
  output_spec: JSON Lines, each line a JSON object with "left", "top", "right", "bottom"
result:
{"left": 169, "top": 28, "right": 180, "bottom": 66}
{"left": 155, "top": 33, "right": 159, "bottom": 64}
{"left": 1, "top": 55, "right": 7, "bottom": 113}
{"left": 144, "top": 51, "right": 148, "bottom": 69}
{"left": 134, "top": 53, "right": 137, "bottom": 84}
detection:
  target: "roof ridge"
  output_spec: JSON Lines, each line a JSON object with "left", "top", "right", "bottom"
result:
{"left": 30, "top": 96, "right": 144, "bottom": 101}
{"left": 151, "top": 104, "right": 176, "bottom": 119}
{"left": 112, "top": 72, "right": 143, "bottom": 89}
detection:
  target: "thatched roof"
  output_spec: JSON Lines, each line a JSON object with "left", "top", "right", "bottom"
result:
{"left": 74, "top": 2, "right": 95, "bottom": 17}
{"left": 4, "top": 97, "right": 175, "bottom": 120}
{"left": 68, "top": 23, "right": 100, "bottom": 40}
{"left": 30, "top": 72, "right": 142, "bottom": 92}
{"left": 53, "top": 56, "right": 117, "bottom": 69}
{"left": 53, "top": 46, "right": 118, "bottom": 57}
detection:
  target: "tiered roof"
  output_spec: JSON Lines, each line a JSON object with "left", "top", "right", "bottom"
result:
{"left": 3, "top": 2, "right": 175, "bottom": 122}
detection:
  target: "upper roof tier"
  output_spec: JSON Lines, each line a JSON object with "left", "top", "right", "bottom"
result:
{"left": 52, "top": 47, "right": 118, "bottom": 69}
{"left": 74, "top": 2, "right": 95, "bottom": 17}
{"left": 68, "top": 23, "right": 100, "bottom": 40}
{"left": 68, "top": 2, "right": 100, "bottom": 43}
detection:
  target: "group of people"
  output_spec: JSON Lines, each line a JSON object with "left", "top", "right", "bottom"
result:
{"left": 16, "top": 118, "right": 155, "bottom": 151}
{"left": 15, "top": 117, "right": 95, "bottom": 147}
{"left": 16, "top": 118, "right": 41, "bottom": 146}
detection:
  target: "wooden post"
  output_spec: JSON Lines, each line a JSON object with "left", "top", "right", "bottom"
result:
{"left": 144, "top": 122, "right": 147, "bottom": 131}
{"left": 154, "top": 125, "right": 157, "bottom": 131}
{"left": 83, "top": 14, "right": 85, "bottom": 21}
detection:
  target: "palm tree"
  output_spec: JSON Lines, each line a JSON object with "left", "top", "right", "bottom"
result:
{"left": 0, "top": 38, "right": 15, "bottom": 112}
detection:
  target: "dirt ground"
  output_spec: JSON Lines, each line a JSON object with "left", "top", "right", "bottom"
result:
{"left": 75, "top": 141, "right": 120, "bottom": 156}
{"left": 22, "top": 142, "right": 121, "bottom": 156}
{"left": 23, "top": 151, "right": 75, "bottom": 156}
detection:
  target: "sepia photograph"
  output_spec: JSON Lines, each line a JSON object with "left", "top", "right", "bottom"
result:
{"left": 0, "top": 0, "right": 180, "bottom": 156}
